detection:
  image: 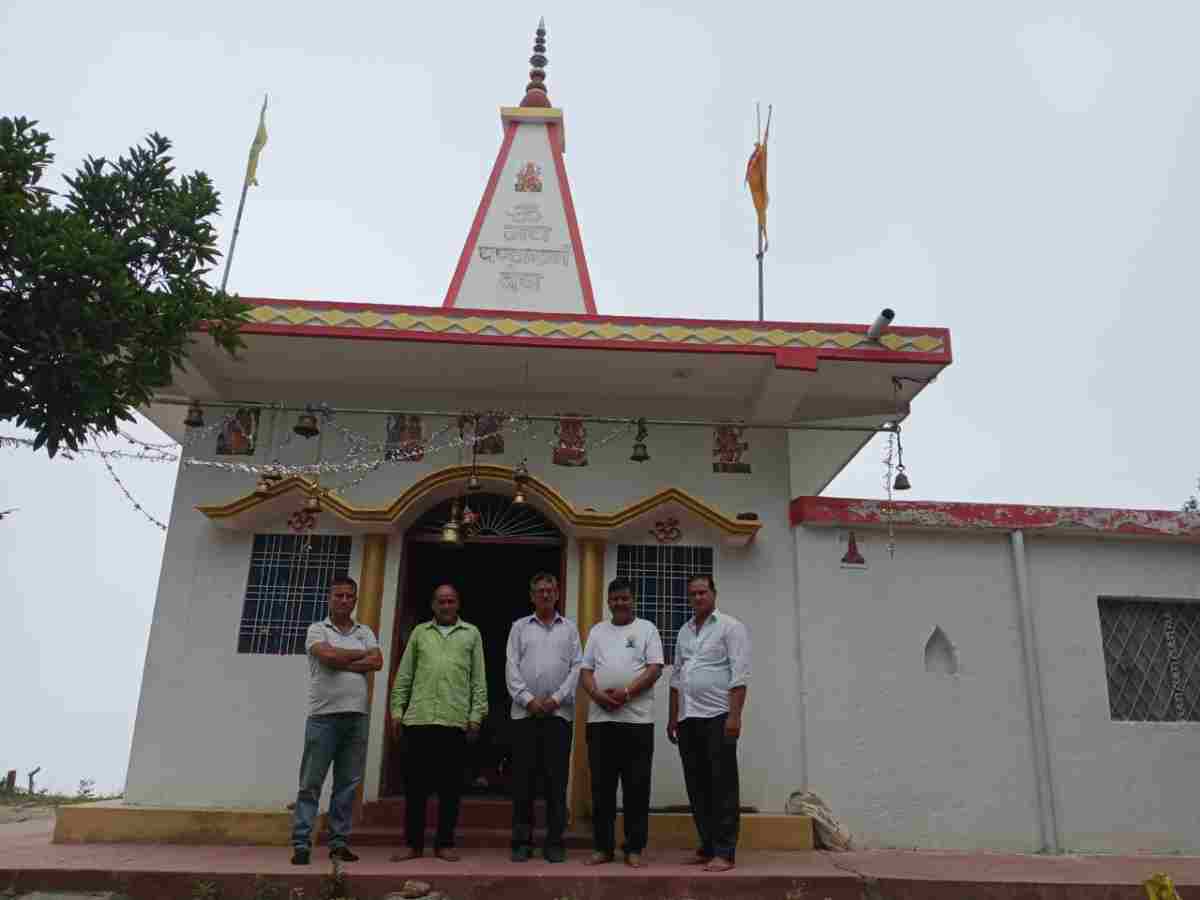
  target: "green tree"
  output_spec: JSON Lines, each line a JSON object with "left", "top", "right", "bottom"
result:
{"left": 1, "top": 116, "right": 247, "bottom": 457}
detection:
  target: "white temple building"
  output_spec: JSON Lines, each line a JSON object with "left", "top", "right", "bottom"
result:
{"left": 70, "top": 24, "right": 1200, "bottom": 854}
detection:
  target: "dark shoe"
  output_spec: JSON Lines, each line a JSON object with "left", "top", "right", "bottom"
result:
{"left": 511, "top": 845, "right": 532, "bottom": 862}
{"left": 291, "top": 848, "right": 311, "bottom": 865}
{"left": 329, "top": 846, "right": 359, "bottom": 863}
{"left": 544, "top": 846, "right": 566, "bottom": 863}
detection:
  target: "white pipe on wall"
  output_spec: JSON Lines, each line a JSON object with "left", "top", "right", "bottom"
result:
{"left": 1010, "top": 529, "right": 1061, "bottom": 852}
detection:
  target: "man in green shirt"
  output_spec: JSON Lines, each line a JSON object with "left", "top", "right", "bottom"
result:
{"left": 389, "top": 583, "right": 487, "bottom": 862}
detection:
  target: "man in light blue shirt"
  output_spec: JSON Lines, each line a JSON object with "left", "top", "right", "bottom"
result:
{"left": 505, "top": 572, "right": 581, "bottom": 863}
{"left": 668, "top": 574, "right": 751, "bottom": 872}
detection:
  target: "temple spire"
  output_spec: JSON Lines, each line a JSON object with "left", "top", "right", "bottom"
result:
{"left": 521, "top": 18, "right": 551, "bottom": 108}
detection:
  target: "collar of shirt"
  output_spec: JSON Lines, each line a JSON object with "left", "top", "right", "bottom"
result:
{"left": 526, "top": 612, "right": 566, "bottom": 629}
{"left": 685, "top": 611, "right": 720, "bottom": 634}
{"left": 425, "top": 619, "right": 468, "bottom": 634}
{"left": 322, "top": 617, "right": 362, "bottom": 635}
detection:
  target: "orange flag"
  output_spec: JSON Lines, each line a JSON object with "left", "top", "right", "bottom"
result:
{"left": 746, "top": 107, "right": 771, "bottom": 252}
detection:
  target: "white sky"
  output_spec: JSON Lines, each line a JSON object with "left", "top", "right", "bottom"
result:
{"left": 4, "top": 1, "right": 1199, "bottom": 794}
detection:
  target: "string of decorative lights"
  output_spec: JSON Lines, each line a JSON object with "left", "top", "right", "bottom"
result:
{"left": 94, "top": 440, "right": 169, "bottom": 531}
{"left": 1, "top": 434, "right": 178, "bottom": 463}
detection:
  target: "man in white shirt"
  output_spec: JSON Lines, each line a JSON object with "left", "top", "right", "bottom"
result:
{"left": 505, "top": 572, "right": 582, "bottom": 863}
{"left": 667, "top": 574, "right": 751, "bottom": 872}
{"left": 290, "top": 575, "right": 383, "bottom": 866}
{"left": 579, "top": 577, "right": 664, "bottom": 867}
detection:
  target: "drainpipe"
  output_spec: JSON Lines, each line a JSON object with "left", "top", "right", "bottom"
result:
{"left": 1010, "top": 530, "right": 1061, "bottom": 853}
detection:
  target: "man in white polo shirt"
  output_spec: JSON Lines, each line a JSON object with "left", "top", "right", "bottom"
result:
{"left": 579, "top": 576, "right": 664, "bottom": 868}
{"left": 667, "top": 574, "right": 751, "bottom": 872}
{"left": 290, "top": 574, "right": 382, "bottom": 865}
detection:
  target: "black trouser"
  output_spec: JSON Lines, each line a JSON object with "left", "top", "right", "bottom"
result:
{"left": 510, "top": 715, "right": 572, "bottom": 851}
{"left": 586, "top": 722, "right": 654, "bottom": 855}
{"left": 404, "top": 725, "right": 467, "bottom": 850}
{"left": 678, "top": 714, "right": 740, "bottom": 861}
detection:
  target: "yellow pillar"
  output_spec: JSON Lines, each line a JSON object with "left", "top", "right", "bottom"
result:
{"left": 354, "top": 533, "right": 389, "bottom": 821}
{"left": 570, "top": 538, "right": 606, "bottom": 824}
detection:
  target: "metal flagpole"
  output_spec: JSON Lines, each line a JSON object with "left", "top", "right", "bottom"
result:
{"left": 220, "top": 176, "right": 251, "bottom": 294}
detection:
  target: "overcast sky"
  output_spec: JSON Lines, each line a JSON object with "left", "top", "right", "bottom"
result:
{"left": 4, "top": 1, "right": 1199, "bottom": 795}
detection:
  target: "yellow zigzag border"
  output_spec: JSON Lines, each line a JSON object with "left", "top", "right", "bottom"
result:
{"left": 246, "top": 305, "right": 946, "bottom": 354}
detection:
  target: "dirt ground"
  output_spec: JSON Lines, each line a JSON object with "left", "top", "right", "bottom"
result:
{"left": 0, "top": 802, "right": 57, "bottom": 825}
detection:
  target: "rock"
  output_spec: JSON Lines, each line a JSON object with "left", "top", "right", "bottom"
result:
{"left": 385, "top": 881, "right": 432, "bottom": 899}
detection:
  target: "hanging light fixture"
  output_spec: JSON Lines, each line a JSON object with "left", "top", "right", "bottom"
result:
{"left": 629, "top": 418, "right": 650, "bottom": 463}
{"left": 892, "top": 465, "right": 911, "bottom": 491}
{"left": 183, "top": 404, "right": 205, "bottom": 429}
{"left": 293, "top": 409, "right": 320, "bottom": 439}
{"left": 440, "top": 499, "right": 464, "bottom": 547}
{"left": 512, "top": 458, "right": 531, "bottom": 505}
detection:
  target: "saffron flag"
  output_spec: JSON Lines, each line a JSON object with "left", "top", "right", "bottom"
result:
{"left": 245, "top": 95, "right": 268, "bottom": 187}
{"left": 745, "top": 109, "right": 770, "bottom": 251}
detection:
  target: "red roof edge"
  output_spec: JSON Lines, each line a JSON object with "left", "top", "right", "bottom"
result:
{"left": 790, "top": 496, "right": 1200, "bottom": 541}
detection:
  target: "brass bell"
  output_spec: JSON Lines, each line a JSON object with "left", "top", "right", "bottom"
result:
{"left": 893, "top": 467, "right": 912, "bottom": 491}
{"left": 467, "top": 472, "right": 482, "bottom": 492}
{"left": 512, "top": 487, "right": 528, "bottom": 506}
{"left": 441, "top": 519, "right": 462, "bottom": 546}
{"left": 183, "top": 404, "right": 205, "bottom": 429}
{"left": 293, "top": 412, "right": 320, "bottom": 438}
{"left": 629, "top": 418, "right": 650, "bottom": 462}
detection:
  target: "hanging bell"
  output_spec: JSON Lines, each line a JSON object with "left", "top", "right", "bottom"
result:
{"left": 511, "top": 459, "right": 531, "bottom": 505}
{"left": 440, "top": 519, "right": 462, "bottom": 546}
{"left": 467, "top": 472, "right": 482, "bottom": 492}
{"left": 512, "top": 487, "right": 528, "bottom": 506}
{"left": 892, "top": 466, "right": 912, "bottom": 491}
{"left": 183, "top": 404, "right": 205, "bottom": 429}
{"left": 629, "top": 417, "right": 650, "bottom": 462}
{"left": 293, "top": 412, "right": 320, "bottom": 438}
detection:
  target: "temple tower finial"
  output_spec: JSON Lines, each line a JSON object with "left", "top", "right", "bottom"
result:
{"left": 520, "top": 18, "right": 551, "bottom": 108}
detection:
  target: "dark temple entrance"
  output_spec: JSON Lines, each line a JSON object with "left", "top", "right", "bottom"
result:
{"left": 382, "top": 494, "right": 564, "bottom": 799}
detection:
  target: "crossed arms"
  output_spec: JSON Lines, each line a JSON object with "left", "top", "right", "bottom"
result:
{"left": 310, "top": 642, "right": 383, "bottom": 673}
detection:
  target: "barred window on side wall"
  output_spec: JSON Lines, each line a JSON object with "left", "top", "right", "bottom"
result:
{"left": 238, "top": 534, "right": 353, "bottom": 655}
{"left": 1098, "top": 597, "right": 1199, "bottom": 722}
{"left": 616, "top": 544, "right": 714, "bottom": 664}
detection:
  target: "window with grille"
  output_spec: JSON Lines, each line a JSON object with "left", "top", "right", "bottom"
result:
{"left": 616, "top": 544, "right": 714, "bottom": 664}
{"left": 238, "top": 534, "right": 353, "bottom": 655}
{"left": 1098, "top": 597, "right": 1199, "bottom": 722}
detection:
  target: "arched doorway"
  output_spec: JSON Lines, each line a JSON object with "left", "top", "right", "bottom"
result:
{"left": 382, "top": 493, "right": 565, "bottom": 799}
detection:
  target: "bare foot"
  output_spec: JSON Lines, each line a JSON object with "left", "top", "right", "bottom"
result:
{"left": 704, "top": 857, "right": 735, "bottom": 872}
{"left": 390, "top": 849, "right": 423, "bottom": 862}
{"left": 435, "top": 848, "right": 461, "bottom": 862}
{"left": 584, "top": 851, "right": 615, "bottom": 866}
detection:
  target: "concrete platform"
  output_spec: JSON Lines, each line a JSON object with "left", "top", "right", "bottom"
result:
{"left": 52, "top": 800, "right": 813, "bottom": 850}
{"left": 8, "top": 817, "right": 1200, "bottom": 900}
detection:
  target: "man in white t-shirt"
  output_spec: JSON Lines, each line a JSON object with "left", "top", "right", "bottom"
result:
{"left": 579, "top": 576, "right": 664, "bottom": 867}
{"left": 290, "top": 574, "right": 382, "bottom": 866}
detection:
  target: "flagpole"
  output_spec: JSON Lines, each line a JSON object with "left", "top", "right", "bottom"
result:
{"left": 757, "top": 225, "right": 764, "bottom": 322}
{"left": 220, "top": 176, "right": 251, "bottom": 293}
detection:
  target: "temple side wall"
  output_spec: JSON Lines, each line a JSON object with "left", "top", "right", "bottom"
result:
{"left": 795, "top": 525, "right": 1200, "bottom": 852}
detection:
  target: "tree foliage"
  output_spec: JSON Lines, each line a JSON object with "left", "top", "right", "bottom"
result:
{"left": 1, "top": 116, "right": 247, "bottom": 456}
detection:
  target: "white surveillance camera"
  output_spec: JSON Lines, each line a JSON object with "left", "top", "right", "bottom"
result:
{"left": 866, "top": 308, "right": 895, "bottom": 341}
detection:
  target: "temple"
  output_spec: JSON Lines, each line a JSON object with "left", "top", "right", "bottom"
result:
{"left": 70, "top": 23, "right": 1200, "bottom": 854}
